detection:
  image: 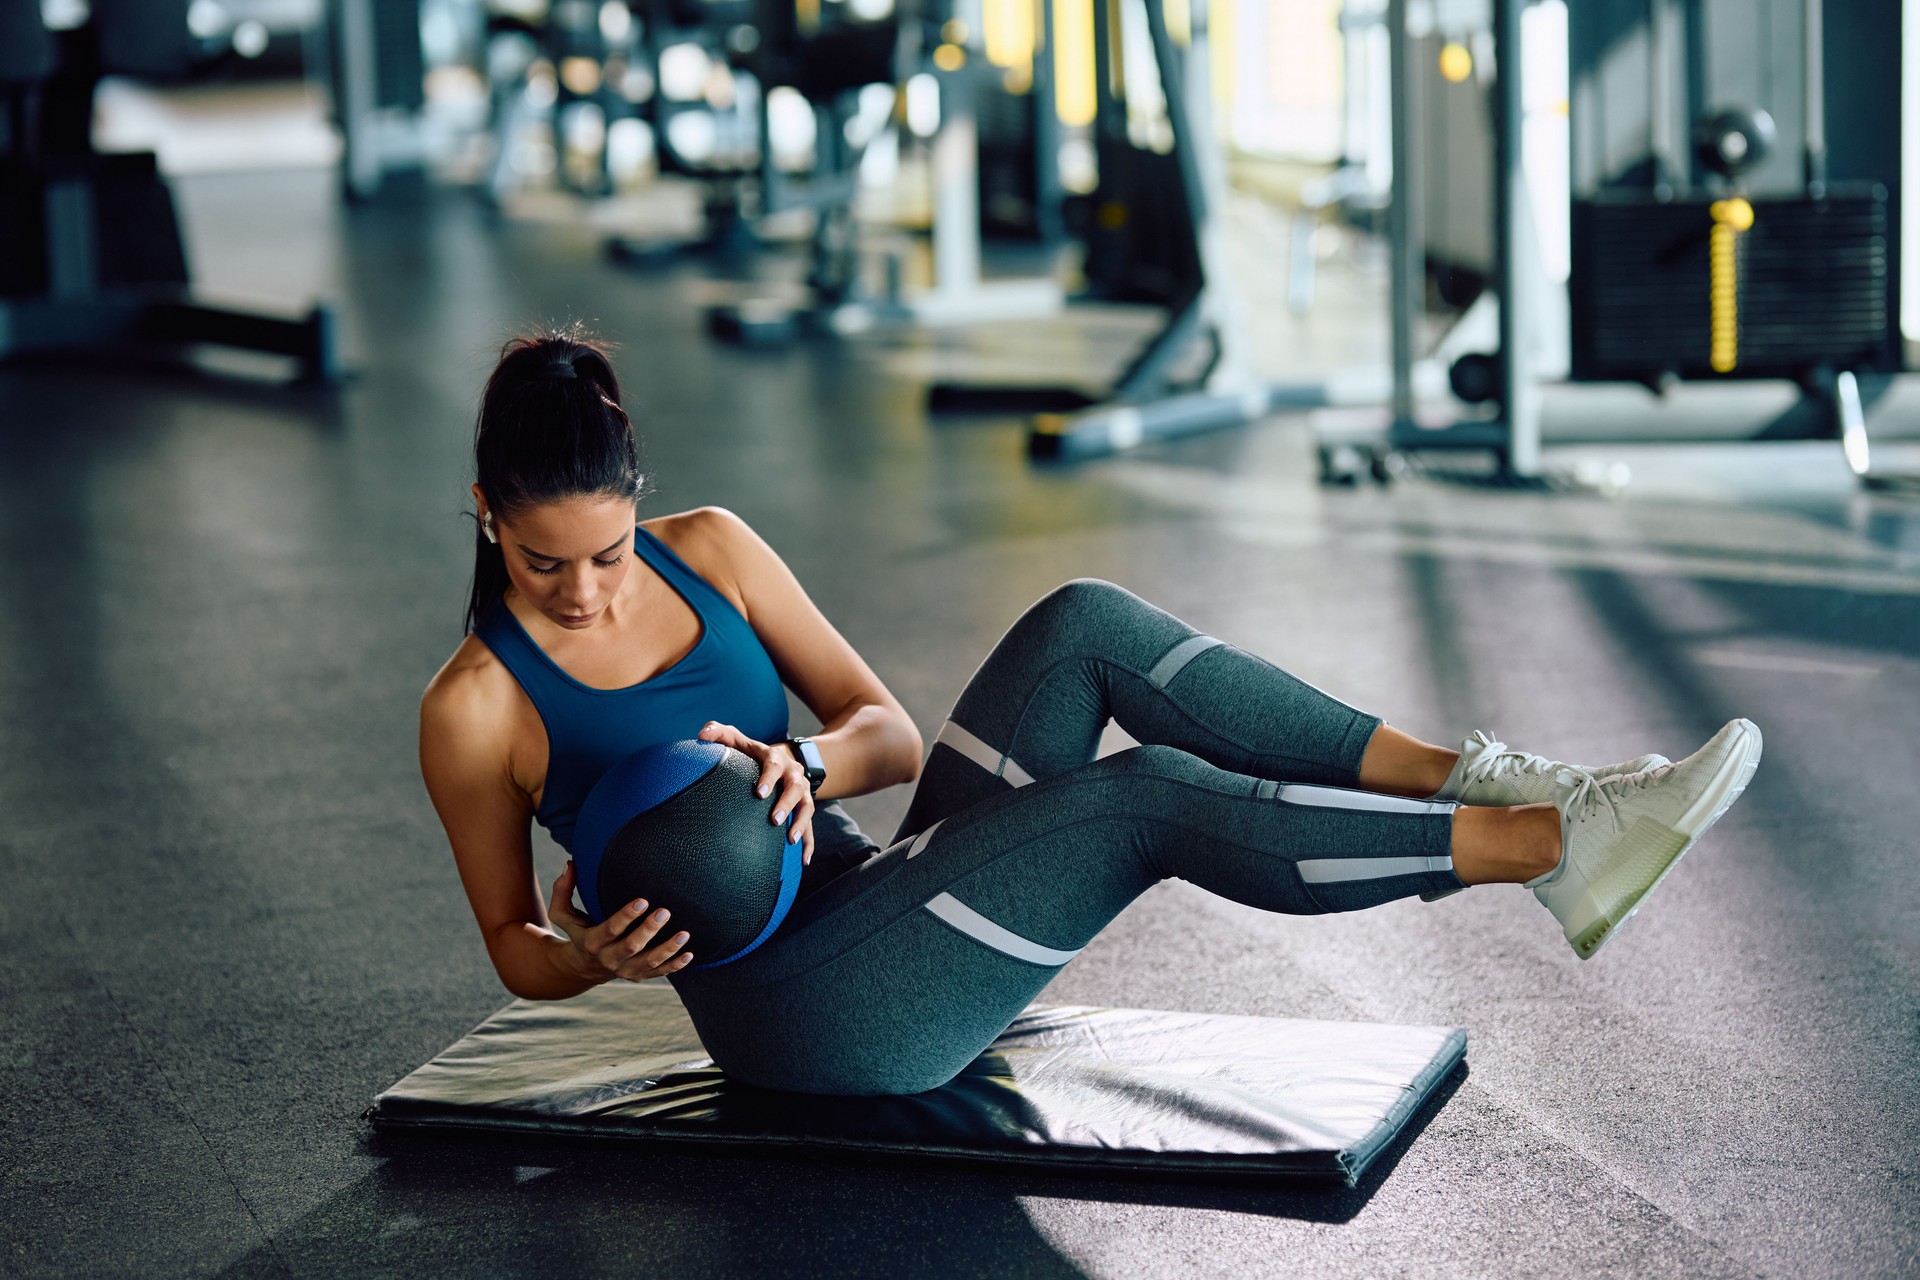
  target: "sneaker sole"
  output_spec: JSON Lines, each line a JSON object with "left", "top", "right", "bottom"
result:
{"left": 1567, "top": 719, "right": 1764, "bottom": 960}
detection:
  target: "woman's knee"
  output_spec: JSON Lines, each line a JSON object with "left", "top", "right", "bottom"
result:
{"left": 1014, "top": 578, "right": 1141, "bottom": 650}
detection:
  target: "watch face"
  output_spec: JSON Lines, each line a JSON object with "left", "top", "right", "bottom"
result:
{"left": 791, "top": 738, "right": 825, "bottom": 782}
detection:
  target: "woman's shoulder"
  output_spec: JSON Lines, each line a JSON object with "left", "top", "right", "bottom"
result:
{"left": 641, "top": 504, "right": 758, "bottom": 557}
{"left": 419, "top": 636, "right": 544, "bottom": 815}
{"left": 420, "top": 633, "right": 523, "bottom": 740}
{"left": 641, "top": 506, "right": 765, "bottom": 614}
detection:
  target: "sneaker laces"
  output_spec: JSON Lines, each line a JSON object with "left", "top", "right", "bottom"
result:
{"left": 1458, "top": 731, "right": 1562, "bottom": 787}
{"left": 1561, "top": 764, "right": 1664, "bottom": 834}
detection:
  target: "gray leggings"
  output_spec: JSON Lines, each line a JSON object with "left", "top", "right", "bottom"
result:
{"left": 674, "top": 579, "right": 1463, "bottom": 1095}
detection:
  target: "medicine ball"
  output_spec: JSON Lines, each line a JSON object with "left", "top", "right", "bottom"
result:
{"left": 571, "top": 740, "right": 804, "bottom": 970}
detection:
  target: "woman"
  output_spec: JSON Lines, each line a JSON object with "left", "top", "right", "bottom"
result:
{"left": 420, "top": 328, "right": 1762, "bottom": 1095}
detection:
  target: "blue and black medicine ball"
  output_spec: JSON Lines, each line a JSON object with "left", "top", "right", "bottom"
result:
{"left": 571, "top": 740, "right": 804, "bottom": 970}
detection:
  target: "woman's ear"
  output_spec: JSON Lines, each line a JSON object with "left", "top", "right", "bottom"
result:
{"left": 471, "top": 485, "right": 497, "bottom": 544}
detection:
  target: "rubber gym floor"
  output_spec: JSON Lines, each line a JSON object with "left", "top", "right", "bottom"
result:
{"left": 2, "top": 170, "right": 1917, "bottom": 1279}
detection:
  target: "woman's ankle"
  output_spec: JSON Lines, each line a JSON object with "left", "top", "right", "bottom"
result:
{"left": 1451, "top": 804, "right": 1562, "bottom": 885}
{"left": 1357, "top": 725, "right": 1460, "bottom": 798}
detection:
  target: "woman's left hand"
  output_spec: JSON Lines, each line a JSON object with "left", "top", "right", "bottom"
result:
{"left": 696, "top": 722, "right": 816, "bottom": 864}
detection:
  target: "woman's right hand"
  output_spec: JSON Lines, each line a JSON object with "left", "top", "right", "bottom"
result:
{"left": 548, "top": 860, "right": 694, "bottom": 983}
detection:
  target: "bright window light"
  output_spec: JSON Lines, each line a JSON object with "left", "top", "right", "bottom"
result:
{"left": 768, "top": 86, "right": 817, "bottom": 167}
{"left": 666, "top": 109, "right": 718, "bottom": 162}
{"left": 186, "top": 0, "right": 228, "bottom": 38}
{"left": 659, "top": 43, "right": 711, "bottom": 101}
{"left": 600, "top": 0, "right": 633, "bottom": 44}
{"left": 606, "top": 117, "right": 655, "bottom": 180}
{"left": 905, "top": 72, "right": 940, "bottom": 137}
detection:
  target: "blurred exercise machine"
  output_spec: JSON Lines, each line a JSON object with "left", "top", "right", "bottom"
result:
{"left": 695, "top": 0, "right": 916, "bottom": 340}
{"left": 469, "top": 0, "right": 905, "bottom": 289}
{"left": 330, "top": 0, "right": 428, "bottom": 199}
{"left": 1317, "top": 0, "right": 1905, "bottom": 486}
{"left": 600, "top": 0, "right": 794, "bottom": 263}
{"left": 895, "top": 4, "right": 1065, "bottom": 329}
{"left": 0, "top": 0, "right": 339, "bottom": 380}
{"left": 940, "top": 0, "right": 1314, "bottom": 458}
{"left": 701, "top": 0, "right": 1068, "bottom": 343}
{"left": 480, "top": 0, "right": 636, "bottom": 205}
{"left": 1566, "top": 0, "right": 1898, "bottom": 478}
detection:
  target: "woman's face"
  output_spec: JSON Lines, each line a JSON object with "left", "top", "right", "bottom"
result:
{"left": 477, "top": 489, "right": 637, "bottom": 631}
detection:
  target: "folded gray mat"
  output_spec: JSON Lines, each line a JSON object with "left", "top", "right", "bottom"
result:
{"left": 369, "top": 982, "right": 1466, "bottom": 1187}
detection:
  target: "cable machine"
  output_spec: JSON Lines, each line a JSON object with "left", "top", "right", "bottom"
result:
{"left": 1318, "top": 0, "right": 1903, "bottom": 486}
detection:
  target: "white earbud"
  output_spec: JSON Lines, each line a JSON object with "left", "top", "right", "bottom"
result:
{"left": 482, "top": 511, "right": 497, "bottom": 545}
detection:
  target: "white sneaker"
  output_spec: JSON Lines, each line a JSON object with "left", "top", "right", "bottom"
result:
{"left": 1418, "top": 732, "right": 1670, "bottom": 901}
{"left": 1438, "top": 730, "right": 1670, "bottom": 807}
{"left": 1535, "top": 718, "right": 1763, "bottom": 960}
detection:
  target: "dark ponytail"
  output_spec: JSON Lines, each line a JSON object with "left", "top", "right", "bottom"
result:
{"left": 465, "top": 322, "right": 649, "bottom": 633}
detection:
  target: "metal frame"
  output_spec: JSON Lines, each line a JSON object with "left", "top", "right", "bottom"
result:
{"left": 1024, "top": 0, "right": 1333, "bottom": 460}
{"left": 707, "top": 15, "right": 1068, "bottom": 345}
{"left": 1322, "top": 0, "right": 1906, "bottom": 487}
{"left": 0, "top": 3, "right": 341, "bottom": 381}
{"left": 1322, "top": 0, "right": 1537, "bottom": 480}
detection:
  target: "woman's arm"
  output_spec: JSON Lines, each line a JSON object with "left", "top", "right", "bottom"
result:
{"left": 673, "top": 507, "right": 925, "bottom": 798}
{"left": 419, "top": 661, "right": 691, "bottom": 998}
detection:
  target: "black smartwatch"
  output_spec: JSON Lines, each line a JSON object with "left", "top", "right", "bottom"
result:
{"left": 785, "top": 735, "right": 826, "bottom": 794}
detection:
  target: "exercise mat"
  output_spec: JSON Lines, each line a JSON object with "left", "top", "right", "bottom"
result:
{"left": 369, "top": 983, "right": 1466, "bottom": 1186}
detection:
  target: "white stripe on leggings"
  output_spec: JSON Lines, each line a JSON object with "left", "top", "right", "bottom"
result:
{"left": 1145, "top": 635, "right": 1222, "bottom": 690}
{"left": 923, "top": 893, "right": 1083, "bottom": 966}
{"left": 1296, "top": 854, "right": 1456, "bottom": 884}
{"left": 861, "top": 819, "right": 948, "bottom": 868}
{"left": 1274, "top": 784, "right": 1454, "bottom": 815}
{"left": 906, "top": 821, "right": 944, "bottom": 858}
{"left": 935, "top": 720, "right": 1035, "bottom": 788}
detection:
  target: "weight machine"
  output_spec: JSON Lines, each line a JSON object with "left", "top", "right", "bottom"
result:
{"left": 701, "top": 0, "right": 1068, "bottom": 345}
{"left": 938, "top": 0, "right": 1322, "bottom": 459}
{"left": 1316, "top": 0, "right": 1905, "bottom": 487}
{"left": 0, "top": 0, "right": 339, "bottom": 381}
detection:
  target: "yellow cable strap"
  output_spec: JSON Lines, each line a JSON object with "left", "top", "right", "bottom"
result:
{"left": 1708, "top": 197, "right": 1754, "bottom": 373}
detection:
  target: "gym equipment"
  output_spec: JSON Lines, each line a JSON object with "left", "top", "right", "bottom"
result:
{"left": 971, "top": 0, "right": 1320, "bottom": 459}
{"left": 1008, "top": 0, "right": 1426, "bottom": 461}
{"left": 896, "top": 18, "right": 1067, "bottom": 330}
{"left": 329, "top": 0, "right": 429, "bottom": 200}
{"left": 1695, "top": 106, "right": 1777, "bottom": 180}
{"left": 571, "top": 740, "right": 803, "bottom": 969}
{"left": 600, "top": 0, "right": 775, "bottom": 262}
{"left": 921, "top": 0, "right": 1202, "bottom": 408}
{"left": 477, "top": 0, "right": 633, "bottom": 205}
{"left": 369, "top": 979, "right": 1466, "bottom": 1185}
{"left": 0, "top": 0, "right": 339, "bottom": 380}
{"left": 1570, "top": 192, "right": 1891, "bottom": 384}
{"left": 975, "top": 42, "right": 1063, "bottom": 247}
{"left": 1565, "top": 0, "right": 1897, "bottom": 478}
{"left": 703, "top": 0, "right": 1067, "bottom": 345}
{"left": 1317, "top": 0, "right": 1907, "bottom": 487}
{"left": 597, "top": 0, "right": 907, "bottom": 278}
{"left": 1313, "top": 0, "right": 1545, "bottom": 484}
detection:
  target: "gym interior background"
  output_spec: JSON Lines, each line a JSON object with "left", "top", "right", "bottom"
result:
{"left": 2, "top": 0, "right": 1917, "bottom": 1275}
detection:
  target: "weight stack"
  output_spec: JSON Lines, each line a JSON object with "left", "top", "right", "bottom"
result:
{"left": 1570, "top": 183, "right": 1896, "bottom": 382}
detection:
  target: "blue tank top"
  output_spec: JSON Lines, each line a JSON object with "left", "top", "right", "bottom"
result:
{"left": 474, "top": 526, "right": 791, "bottom": 853}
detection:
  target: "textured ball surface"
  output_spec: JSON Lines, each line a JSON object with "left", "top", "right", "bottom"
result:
{"left": 572, "top": 740, "right": 803, "bottom": 969}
